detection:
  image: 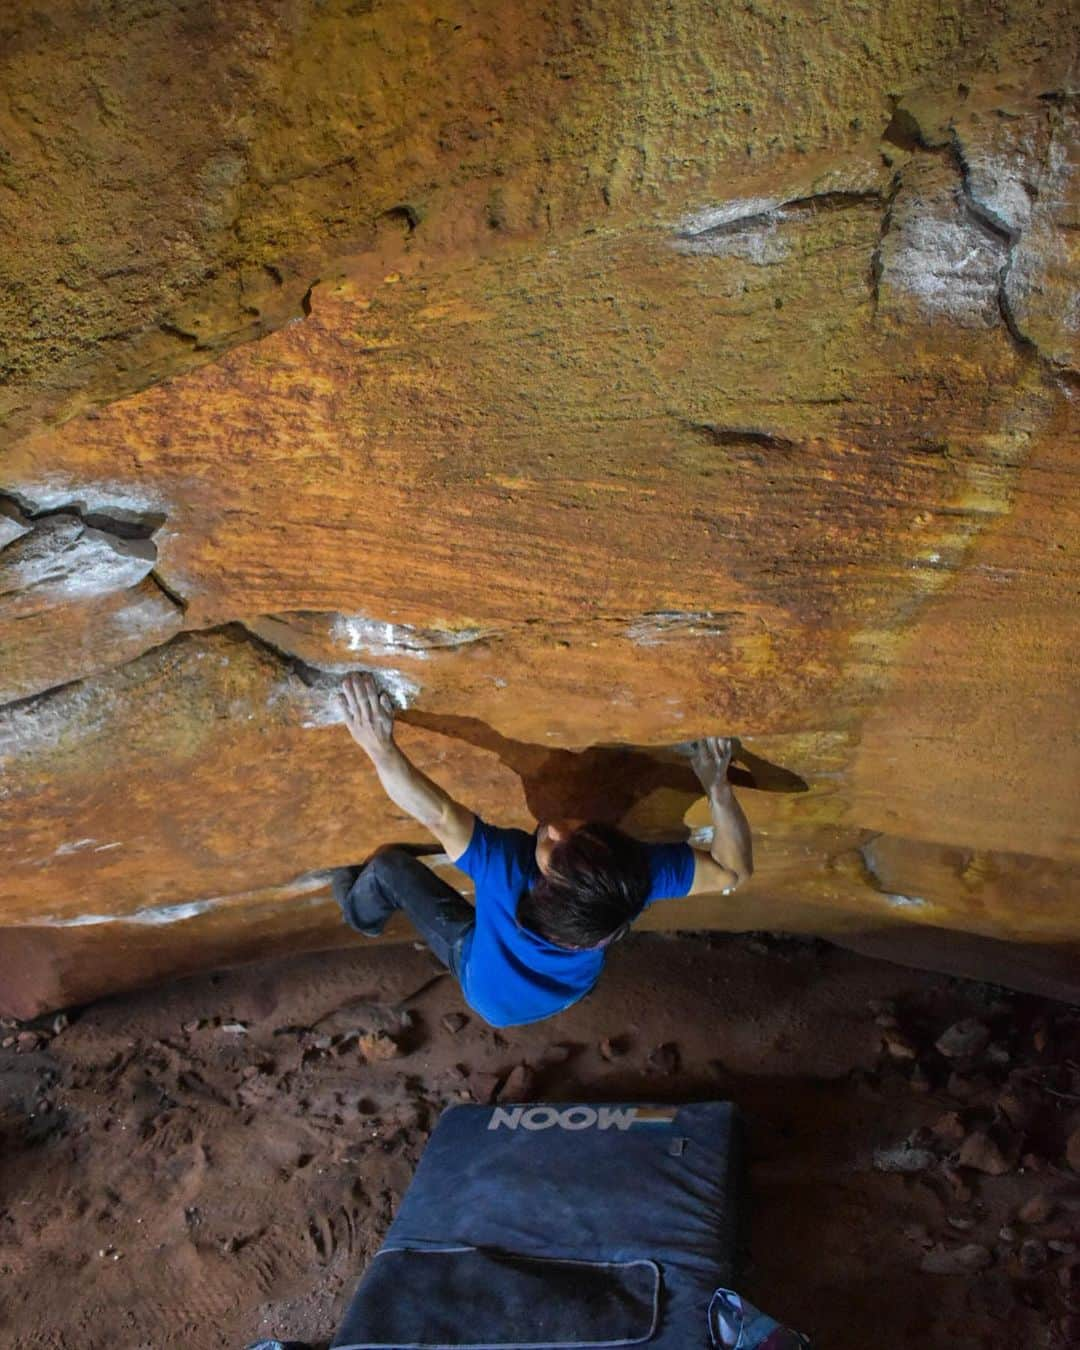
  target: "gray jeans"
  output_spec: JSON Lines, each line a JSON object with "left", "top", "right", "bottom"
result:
{"left": 335, "top": 849, "right": 474, "bottom": 977}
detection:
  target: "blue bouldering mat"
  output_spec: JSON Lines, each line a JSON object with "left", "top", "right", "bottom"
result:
{"left": 332, "top": 1100, "right": 808, "bottom": 1349}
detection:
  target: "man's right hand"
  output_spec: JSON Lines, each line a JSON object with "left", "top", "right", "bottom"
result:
{"left": 339, "top": 672, "right": 396, "bottom": 761}
{"left": 689, "top": 736, "right": 735, "bottom": 795}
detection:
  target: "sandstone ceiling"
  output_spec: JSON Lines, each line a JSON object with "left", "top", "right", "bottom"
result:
{"left": 0, "top": 0, "right": 1077, "bottom": 1018}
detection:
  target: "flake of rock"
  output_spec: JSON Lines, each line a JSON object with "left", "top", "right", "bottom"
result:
{"left": 220, "top": 1021, "right": 248, "bottom": 1035}
{"left": 440, "top": 1013, "right": 468, "bottom": 1035}
{"left": 935, "top": 1019, "right": 991, "bottom": 1060}
{"left": 357, "top": 1031, "right": 399, "bottom": 1061}
{"left": 16, "top": 1031, "right": 41, "bottom": 1052}
{"left": 1066, "top": 1126, "right": 1080, "bottom": 1173}
{"left": 1018, "top": 1194, "right": 1056, "bottom": 1225}
{"left": 932, "top": 1111, "right": 967, "bottom": 1143}
{"left": 1, "top": 1036, "right": 14, "bottom": 1049}
{"left": 920, "top": 1243, "right": 992, "bottom": 1275}
{"left": 947, "top": 1214, "right": 976, "bottom": 1231}
{"left": 999, "top": 1225, "right": 1017, "bottom": 1243}
{"left": 873, "top": 1146, "right": 936, "bottom": 1174}
{"left": 1020, "top": 1238, "right": 1048, "bottom": 1271}
{"left": 1049, "top": 1240, "right": 1077, "bottom": 1256}
{"left": 881, "top": 1028, "right": 918, "bottom": 1060}
{"left": 496, "top": 1064, "right": 534, "bottom": 1102}
{"left": 647, "top": 1043, "right": 680, "bottom": 1075}
{"left": 51, "top": 1014, "right": 68, "bottom": 1036}
{"left": 959, "top": 1130, "right": 1015, "bottom": 1176}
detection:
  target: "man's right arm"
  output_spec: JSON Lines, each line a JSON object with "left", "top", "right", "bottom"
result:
{"left": 338, "top": 673, "right": 475, "bottom": 861}
{"left": 687, "top": 736, "right": 754, "bottom": 895}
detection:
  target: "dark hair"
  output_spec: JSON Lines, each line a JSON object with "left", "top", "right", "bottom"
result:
{"left": 517, "top": 823, "right": 651, "bottom": 949}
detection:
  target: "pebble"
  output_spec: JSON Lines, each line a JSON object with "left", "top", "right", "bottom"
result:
{"left": 647, "top": 1043, "right": 681, "bottom": 1076}
{"left": 873, "top": 1146, "right": 935, "bottom": 1174}
{"left": 920, "top": 1243, "right": 992, "bottom": 1275}
{"left": 496, "top": 1064, "right": 534, "bottom": 1102}
{"left": 1066, "top": 1126, "right": 1080, "bottom": 1174}
{"left": 941, "top": 1166, "right": 972, "bottom": 1201}
{"left": 958, "top": 1130, "right": 1014, "bottom": 1176}
{"left": 909, "top": 1064, "right": 932, "bottom": 1093}
{"left": 1017, "top": 1193, "right": 1055, "bottom": 1225}
{"left": 995, "top": 1088, "right": 1035, "bottom": 1131}
{"left": 357, "top": 1032, "right": 399, "bottom": 1061}
{"left": 470, "top": 1072, "right": 502, "bottom": 1104}
{"left": 1019, "top": 1238, "right": 1048, "bottom": 1271}
{"left": 1058, "top": 1315, "right": 1080, "bottom": 1345}
{"left": 881, "top": 1029, "right": 917, "bottom": 1061}
{"left": 931, "top": 1111, "right": 966, "bottom": 1143}
{"left": 935, "top": 1019, "right": 991, "bottom": 1060}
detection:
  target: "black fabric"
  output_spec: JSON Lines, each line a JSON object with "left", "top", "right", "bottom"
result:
{"left": 333, "top": 1247, "right": 659, "bottom": 1349}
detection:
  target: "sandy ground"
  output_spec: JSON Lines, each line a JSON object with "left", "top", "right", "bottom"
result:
{"left": 1, "top": 931, "right": 1078, "bottom": 1350}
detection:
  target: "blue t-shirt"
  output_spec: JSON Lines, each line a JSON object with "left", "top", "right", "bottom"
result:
{"left": 453, "top": 819, "right": 695, "bottom": 1028}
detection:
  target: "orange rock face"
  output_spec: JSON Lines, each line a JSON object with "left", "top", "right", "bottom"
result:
{"left": 1, "top": 0, "right": 1077, "bottom": 1016}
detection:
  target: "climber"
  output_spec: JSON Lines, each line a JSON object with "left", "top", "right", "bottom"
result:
{"left": 332, "top": 672, "right": 754, "bottom": 1028}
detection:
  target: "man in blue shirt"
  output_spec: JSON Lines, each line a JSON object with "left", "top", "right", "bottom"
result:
{"left": 332, "top": 673, "right": 754, "bottom": 1028}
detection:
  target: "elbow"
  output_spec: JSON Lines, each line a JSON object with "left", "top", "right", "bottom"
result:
{"left": 727, "top": 859, "right": 753, "bottom": 892}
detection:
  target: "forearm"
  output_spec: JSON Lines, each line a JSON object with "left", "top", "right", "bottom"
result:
{"left": 368, "top": 742, "right": 458, "bottom": 834}
{"left": 707, "top": 782, "right": 753, "bottom": 882}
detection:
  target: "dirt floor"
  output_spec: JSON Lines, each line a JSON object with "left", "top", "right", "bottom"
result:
{"left": 2, "top": 931, "right": 1079, "bottom": 1350}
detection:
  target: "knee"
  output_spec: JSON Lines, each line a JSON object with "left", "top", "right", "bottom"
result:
{"left": 366, "top": 846, "right": 416, "bottom": 887}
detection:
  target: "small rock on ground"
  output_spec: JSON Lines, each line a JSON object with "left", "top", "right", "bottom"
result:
{"left": 920, "top": 1243, "right": 992, "bottom": 1275}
